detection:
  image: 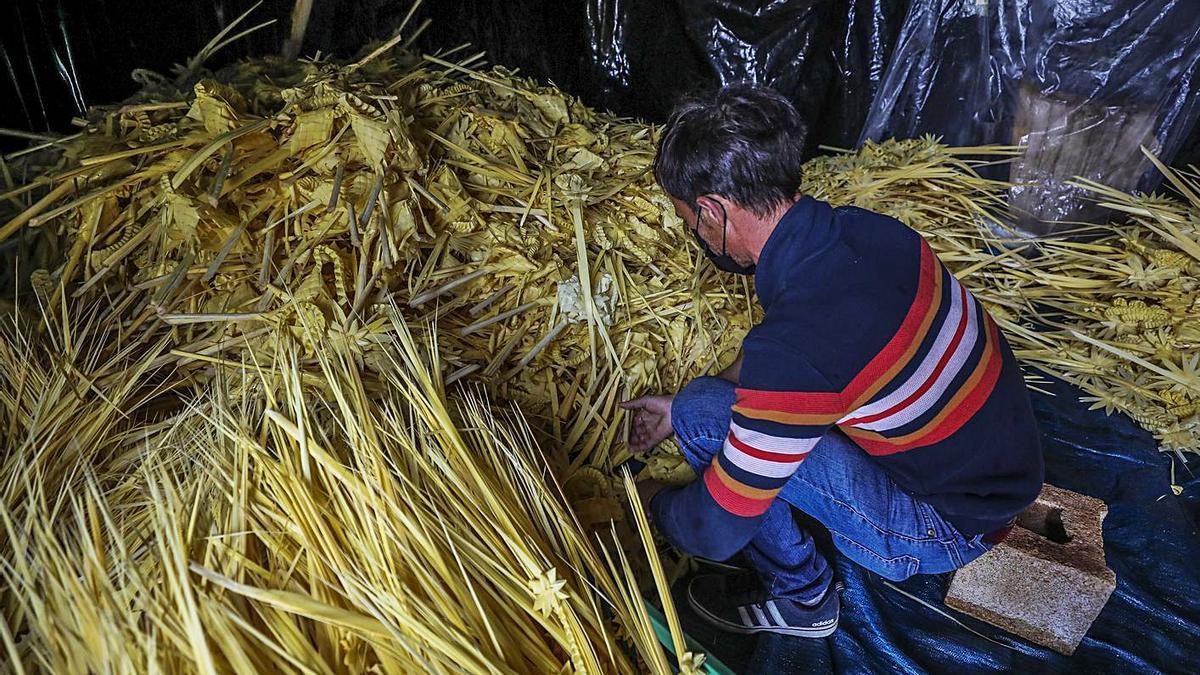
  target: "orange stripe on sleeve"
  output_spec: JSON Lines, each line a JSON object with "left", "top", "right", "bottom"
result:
{"left": 702, "top": 459, "right": 780, "bottom": 517}
{"left": 844, "top": 243, "right": 947, "bottom": 408}
{"left": 844, "top": 318, "right": 1001, "bottom": 453}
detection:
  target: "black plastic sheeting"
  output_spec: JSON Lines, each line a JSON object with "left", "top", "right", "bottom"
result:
{"left": 0, "top": 0, "right": 294, "bottom": 137}
{"left": 419, "top": 0, "right": 917, "bottom": 157}
{"left": 862, "top": 0, "right": 1200, "bottom": 155}
{"left": 6, "top": 0, "right": 1199, "bottom": 174}
{"left": 860, "top": 0, "right": 1200, "bottom": 231}
{"left": 0, "top": 0, "right": 907, "bottom": 158}
{"left": 674, "top": 376, "right": 1200, "bottom": 673}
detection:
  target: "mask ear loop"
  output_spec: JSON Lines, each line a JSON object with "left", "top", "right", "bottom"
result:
{"left": 716, "top": 201, "right": 731, "bottom": 257}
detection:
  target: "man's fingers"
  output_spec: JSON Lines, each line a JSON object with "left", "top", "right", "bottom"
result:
{"left": 627, "top": 418, "right": 672, "bottom": 454}
{"left": 642, "top": 396, "right": 672, "bottom": 415}
{"left": 629, "top": 424, "right": 653, "bottom": 452}
{"left": 621, "top": 394, "right": 670, "bottom": 410}
{"left": 623, "top": 396, "right": 674, "bottom": 453}
{"left": 631, "top": 410, "right": 659, "bottom": 429}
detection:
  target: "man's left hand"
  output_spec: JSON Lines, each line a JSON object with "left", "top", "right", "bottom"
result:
{"left": 619, "top": 394, "right": 675, "bottom": 453}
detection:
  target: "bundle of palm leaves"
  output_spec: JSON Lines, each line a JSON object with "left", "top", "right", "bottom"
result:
{"left": 0, "top": 307, "right": 707, "bottom": 673}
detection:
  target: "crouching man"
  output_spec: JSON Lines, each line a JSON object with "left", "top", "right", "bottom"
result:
{"left": 622, "top": 84, "right": 1044, "bottom": 638}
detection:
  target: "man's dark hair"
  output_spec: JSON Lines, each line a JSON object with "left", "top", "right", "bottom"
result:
{"left": 654, "top": 83, "right": 806, "bottom": 217}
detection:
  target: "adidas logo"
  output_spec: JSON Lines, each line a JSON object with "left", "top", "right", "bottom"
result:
{"left": 812, "top": 618, "right": 836, "bottom": 627}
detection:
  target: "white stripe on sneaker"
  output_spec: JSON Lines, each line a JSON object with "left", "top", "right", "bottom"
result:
{"left": 737, "top": 606, "right": 753, "bottom": 628}
{"left": 766, "top": 600, "right": 790, "bottom": 628}
{"left": 750, "top": 605, "right": 772, "bottom": 628}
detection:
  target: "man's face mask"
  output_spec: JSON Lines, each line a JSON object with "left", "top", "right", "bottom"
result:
{"left": 690, "top": 201, "right": 756, "bottom": 275}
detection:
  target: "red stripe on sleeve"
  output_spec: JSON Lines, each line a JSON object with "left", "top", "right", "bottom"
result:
{"left": 843, "top": 243, "right": 938, "bottom": 402}
{"left": 735, "top": 388, "right": 845, "bottom": 416}
{"left": 703, "top": 468, "right": 774, "bottom": 517}
{"left": 727, "top": 431, "right": 810, "bottom": 463}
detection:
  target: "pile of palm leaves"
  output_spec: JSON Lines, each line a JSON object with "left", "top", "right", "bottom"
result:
{"left": 0, "top": 31, "right": 1033, "bottom": 483}
{"left": 0, "top": 308, "right": 703, "bottom": 673}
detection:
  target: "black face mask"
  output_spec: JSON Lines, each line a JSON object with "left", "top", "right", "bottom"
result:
{"left": 691, "top": 202, "right": 756, "bottom": 275}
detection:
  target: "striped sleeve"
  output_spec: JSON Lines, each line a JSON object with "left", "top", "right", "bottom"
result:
{"left": 651, "top": 340, "right": 847, "bottom": 561}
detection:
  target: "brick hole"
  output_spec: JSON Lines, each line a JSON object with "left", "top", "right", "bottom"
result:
{"left": 1017, "top": 504, "right": 1072, "bottom": 544}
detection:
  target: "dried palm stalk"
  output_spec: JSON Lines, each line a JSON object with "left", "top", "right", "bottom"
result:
{"left": 0, "top": 307, "right": 696, "bottom": 673}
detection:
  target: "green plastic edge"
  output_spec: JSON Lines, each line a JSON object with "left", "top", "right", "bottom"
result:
{"left": 643, "top": 599, "right": 737, "bottom": 675}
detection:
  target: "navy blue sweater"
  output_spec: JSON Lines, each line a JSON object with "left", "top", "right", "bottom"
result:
{"left": 653, "top": 197, "right": 1044, "bottom": 559}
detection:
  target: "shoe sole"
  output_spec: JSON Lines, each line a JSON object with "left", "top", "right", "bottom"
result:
{"left": 686, "top": 584, "right": 839, "bottom": 638}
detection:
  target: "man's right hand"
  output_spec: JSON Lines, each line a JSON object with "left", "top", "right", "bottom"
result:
{"left": 619, "top": 394, "right": 675, "bottom": 453}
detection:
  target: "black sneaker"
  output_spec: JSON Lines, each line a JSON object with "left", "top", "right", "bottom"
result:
{"left": 691, "top": 553, "right": 750, "bottom": 573}
{"left": 686, "top": 572, "right": 840, "bottom": 638}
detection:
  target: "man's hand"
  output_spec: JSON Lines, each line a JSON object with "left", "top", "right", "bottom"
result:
{"left": 619, "top": 394, "right": 675, "bottom": 453}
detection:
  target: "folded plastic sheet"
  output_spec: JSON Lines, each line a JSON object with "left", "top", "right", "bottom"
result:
{"left": 818, "top": 0, "right": 911, "bottom": 150}
{"left": 675, "top": 376, "right": 1200, "bottom": 673}
{"left": 861, "top": 0, "right": 1200, "bottom": 233}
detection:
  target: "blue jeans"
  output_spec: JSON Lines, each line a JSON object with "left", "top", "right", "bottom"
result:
{"left": 671, "top": 376, "right": 994, "bottom": 603}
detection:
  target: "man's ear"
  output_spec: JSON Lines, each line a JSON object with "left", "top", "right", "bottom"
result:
{"left": 695, "top": 194, "right": 724, "bottom": 225}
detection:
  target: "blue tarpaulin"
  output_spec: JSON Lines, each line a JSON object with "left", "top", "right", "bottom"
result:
{"left": 672, "top": 377, "right": 1200, "bottom": 673}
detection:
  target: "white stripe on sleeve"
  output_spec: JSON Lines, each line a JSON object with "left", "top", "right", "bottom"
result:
{"left": 856, "top": 295, "right": 980, "bottom": 432}
{"left": 841, "top": 276, "right": 965, "bottom": 422}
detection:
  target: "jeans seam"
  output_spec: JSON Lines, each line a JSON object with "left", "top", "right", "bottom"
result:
{"left": 793, "top": 475, "right": 941, "bottom": 544}
{"left": 916, "top": 500, "right": 956, "bottom": 543}
{"left": 677, "top": 434, "right": 726, "bottom": 468}
{"left": 832, "top": 531, "right": 920, "bottom": 577}
{"left": 945, "top": 540, "right": 964, "bottom": 568}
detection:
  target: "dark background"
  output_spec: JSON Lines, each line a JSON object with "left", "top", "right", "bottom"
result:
{"left": 4, "top": 0, "right": 1198, "bottom": 167}
{"left": 0, "top": 0, "right": 905, "bottom": 157}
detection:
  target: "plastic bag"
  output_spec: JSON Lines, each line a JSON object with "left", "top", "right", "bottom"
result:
{"left": 419, "top": 0, "right": 896, "bottom": 152}
{"left": 861, "top": 0, "right": 1200, "bottom": 234}
{"left": 860, "top": 0, "right": 1017, "bottom": 148}
{"left": 1010, "top": 0, "right": 1200, "bottom": 233}
{"left": 817, "top": 0, "right": 911, "bottom": 150}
